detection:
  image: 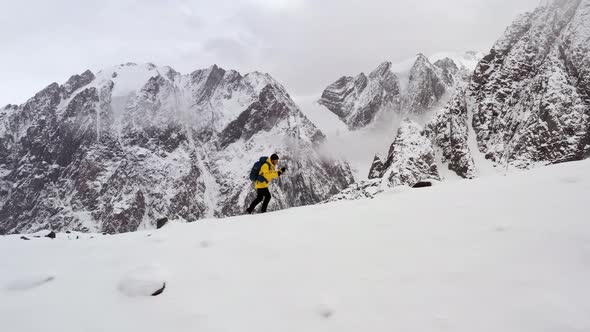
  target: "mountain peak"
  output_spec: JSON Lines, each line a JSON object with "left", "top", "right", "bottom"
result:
{"left": 319, "top": 59, "right": 401, "bottom": 129}
{"left": 415, "top": 53, "right": 430, "bottom": 63}
{"left": 433, "top": 57, "right": 457, "bottom": 69}
{"left": 406, "top": 54, "right": 448, "bottom": 114}
{"left": 370, "top": 61, "right": 392, "bottom": 76}
{"left": 62, "top": 70, "right": 95, "bottom": 98}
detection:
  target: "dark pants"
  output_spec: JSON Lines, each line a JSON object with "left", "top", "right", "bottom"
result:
{"left": 247, "top": 188, "right": 271, "bottom": 213}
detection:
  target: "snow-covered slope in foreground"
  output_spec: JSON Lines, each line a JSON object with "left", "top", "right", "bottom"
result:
{"left": 1, "top": 159, "right": 590, "bottom": 332}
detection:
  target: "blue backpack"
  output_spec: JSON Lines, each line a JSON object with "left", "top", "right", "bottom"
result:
{"left": 249, "top": 156, "right": 270, "bottom": 182}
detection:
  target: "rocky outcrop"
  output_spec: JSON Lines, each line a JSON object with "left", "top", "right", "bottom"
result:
{"left": 330, "top": 119, "right": 441, "bottom": 201}
{"left": 326, "top": 179, "right": 385, "bottom": 202}
{"left": 378, "top": 119, "right": 441, "bottom": 187}
{"left": 424, "top": 89, "right": 477, "bottom": 178}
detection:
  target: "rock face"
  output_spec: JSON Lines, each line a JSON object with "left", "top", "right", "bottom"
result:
{"left": 424, "top": 89, "right": 477, "bottom": 179}
{"left": 319, "top": 53, "right": 476, "bottom": 130}
{"left": 470, "top": 0, "right": 590, "bottom": 168}
{"left": 333, "top": 119, "right": 441, "bottom": 201}
{"left": 318, "top": 62, "right": 401, "bottom": 129}
{"left": 367, "top": 154, "right": 385, "bottom": 179}
{"left": 433, "top": 58, "right": 460, "bottom": 86}
{"left": 406, "top": 54, "right": 450, "bottom": 114}
{"left": 377, "top": 119, "right": 441, "bottom": 187}
{"left": 0, "top": 63, "right": 354, "bottom": 234}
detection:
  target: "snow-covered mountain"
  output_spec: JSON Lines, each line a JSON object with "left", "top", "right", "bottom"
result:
{"left": 341, "top": 0, "right": 590, "bottom": 197}
{"left": 434, "top": 0, "right": 590, "bottom": 174}
{"left": 317, "top": 61, "right": 401, "bottom": 130}
{"left": 470, "top": 0, "right": 590, "bottom": 168}
{"left": 317, "top": 52, "right": 481, "bottom": 130}
{"left": 2, "top": 0, "right": 589, "bottom": 232}
{"left": 295, "top": 52, "right": 483, "bottom": 183}
{"left": 0, "top": 63, "right": 354, "bottom": 234}
{"left": 2, "top": 158, "right": 589, "bottom": 332}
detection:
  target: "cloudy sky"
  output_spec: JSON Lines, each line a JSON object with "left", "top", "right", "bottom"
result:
{"left": 0, "top": 0, "right": 540, "bottom": 105}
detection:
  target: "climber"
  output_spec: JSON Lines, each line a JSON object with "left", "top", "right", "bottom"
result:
{"left": 246, "top": 153, "right": 286, "bottom": 214}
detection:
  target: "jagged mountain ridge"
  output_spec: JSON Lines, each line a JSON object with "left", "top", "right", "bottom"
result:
{"left": 318, "top": 52, "right": 480, "bottom": 130}
{"left": 0, "top": 63, "right": 354, "bottom": 234}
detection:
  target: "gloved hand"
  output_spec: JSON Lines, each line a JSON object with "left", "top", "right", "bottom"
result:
{"left": 280, "top": 167, "right": 286, "bottom": 173}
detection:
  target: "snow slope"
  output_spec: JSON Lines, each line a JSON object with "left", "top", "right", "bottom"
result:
{"left": 1, "top": 159, "right": 589, "bottom": 332}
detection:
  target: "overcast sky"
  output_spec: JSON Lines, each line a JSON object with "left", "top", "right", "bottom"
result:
{"left": 0, "top": 0, "right": 540, "bottom": 105}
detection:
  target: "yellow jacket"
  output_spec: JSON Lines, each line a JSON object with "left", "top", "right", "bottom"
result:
{"left": 255, "top": 158, "right": 281, "bottom": 189}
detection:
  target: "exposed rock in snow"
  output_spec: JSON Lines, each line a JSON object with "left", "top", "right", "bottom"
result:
{"left": 367, "top": 154, "right": 385, "bottom": 179}
{"left": 326, "top": 179, "right": 386, "bottom": 201}
{"left": 117, "top": 265, "right": 167, "bottom": 297}
{"left": 412, "top": 181, "right": 433, "bottom": 188}
{"left": 156, "top": 218, "right": 169, "bottom": 229}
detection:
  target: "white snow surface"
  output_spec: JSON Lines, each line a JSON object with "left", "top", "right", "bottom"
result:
{"left": 1, "top": 159, "right": 589, "bottom": 332}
